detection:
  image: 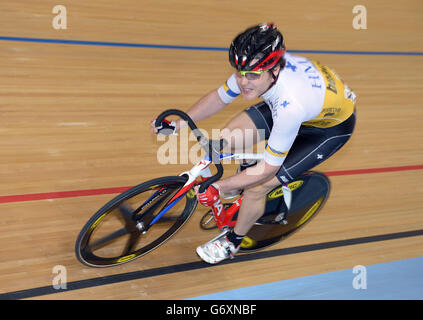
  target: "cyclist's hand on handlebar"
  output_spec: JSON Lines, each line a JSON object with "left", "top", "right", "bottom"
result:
{"left": 151, "top": 118, "right": 178, "bottom": 135}
{"left": 197, "top": 183, "right": 221, "bottom": 207}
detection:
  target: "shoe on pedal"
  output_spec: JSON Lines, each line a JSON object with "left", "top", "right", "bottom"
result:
{"left": 196, "top": 230, "right": 240, "bottom": 264}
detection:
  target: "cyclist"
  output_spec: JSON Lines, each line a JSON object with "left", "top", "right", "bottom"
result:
{"left": 152, "top": 23, "right": 356, "bottom": 264}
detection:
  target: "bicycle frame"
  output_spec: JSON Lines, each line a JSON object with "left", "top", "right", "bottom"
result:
{"left": 148, "top": 152, "right": 264, "bottom": 231}
{"left": 76, "top": 108, "right": 330, "bottom": 267}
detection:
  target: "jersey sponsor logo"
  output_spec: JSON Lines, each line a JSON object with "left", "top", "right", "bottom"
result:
{"left": 322, "top": 107, "right": 342, "bottom": 115}
{"left": 313, "top": 61, "right": 338, "bottom": 94}
{"left": 303, "top": 60, "right": 355, "bottom": 129}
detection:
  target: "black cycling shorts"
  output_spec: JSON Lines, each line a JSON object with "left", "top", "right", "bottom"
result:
{"left": 245, "top": 101, "right": 356, "bottom": 184}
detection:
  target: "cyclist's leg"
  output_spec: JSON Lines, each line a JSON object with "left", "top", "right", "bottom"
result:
{"left": 233, "top": 175, "right": 281, "bottom": 235}
{"left": 277, "top": 112, "right": 356, "bottom": 183}
{"left": 197, "top": 111, "right": 355, "bottom": 263}
{"left": 222, "top": 102, "right": 275, "bottom": 233}
{"left": 196, "top": 173, "right": 281, "bottom": 264}
{"left": 235, "top": 112, "right": 356, "bottom": 236}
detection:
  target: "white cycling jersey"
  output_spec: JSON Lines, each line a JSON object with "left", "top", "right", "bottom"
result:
{"left": 217, "top": 52, "right": 356, "bottom": 166}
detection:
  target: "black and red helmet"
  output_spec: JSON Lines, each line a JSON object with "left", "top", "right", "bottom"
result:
{"left": 229, "top": 23, "right": 286, "bottom": 72}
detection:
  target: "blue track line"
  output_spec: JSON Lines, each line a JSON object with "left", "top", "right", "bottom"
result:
{"left": 0, "top": 36, "right": 227, "bottom": 51}
{"left": 1, "top": 36, "right": 422, "bottom": 56}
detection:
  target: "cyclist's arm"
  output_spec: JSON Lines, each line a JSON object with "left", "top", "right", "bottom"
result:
{"left": 177, "top": 73, "right": 240, "bottom": 131}
{"left": 150, "top": 89, "right": 226, "bottom": 134}
{"left": 177, "top": 89, "right": 227, "bottom": 131}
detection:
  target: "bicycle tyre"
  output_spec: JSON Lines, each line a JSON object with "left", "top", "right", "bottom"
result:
{"left": 75, "top": 176, "right": 198, "bottom": 267}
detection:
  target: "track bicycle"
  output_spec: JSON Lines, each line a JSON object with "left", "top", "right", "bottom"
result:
{"left": 75, "top": 109, "right": 331, "bottom": 267}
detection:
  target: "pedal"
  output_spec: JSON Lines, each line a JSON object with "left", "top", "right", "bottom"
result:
{"left": 200, "top": 210, "right": 217, "bottom": 230}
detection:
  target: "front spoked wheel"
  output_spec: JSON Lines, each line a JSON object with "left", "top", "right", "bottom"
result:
{"left": 75, "top": 176, "right": 197, "bottom": 267}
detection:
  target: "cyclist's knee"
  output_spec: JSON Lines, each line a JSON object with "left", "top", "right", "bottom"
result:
{"left": 243, "top": 177, "right": 280, "bottom": 200}
{"left": 242, "top": 185, "right": 268, "bottom": 200}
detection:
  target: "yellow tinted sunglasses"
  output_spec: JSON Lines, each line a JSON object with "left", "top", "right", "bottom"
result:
{"left": 237, "top": 70, "right": 268, "bottom": 80}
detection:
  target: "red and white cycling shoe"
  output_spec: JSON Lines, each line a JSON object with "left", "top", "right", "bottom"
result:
{"left": 196, "top": 229, "right": 240, "bottom": 264}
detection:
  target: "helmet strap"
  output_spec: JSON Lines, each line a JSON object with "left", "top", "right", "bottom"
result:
{"left": 264, "top": 65, "right": 281, "bottom": 93}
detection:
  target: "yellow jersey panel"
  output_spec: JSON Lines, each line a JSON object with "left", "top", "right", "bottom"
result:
{"left": 302, "top": 60, "right": 356, "bottom": 128}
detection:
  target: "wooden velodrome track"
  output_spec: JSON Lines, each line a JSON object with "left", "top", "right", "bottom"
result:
{"left": 0, "top": 0, "right": 422, "bottom": 300}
